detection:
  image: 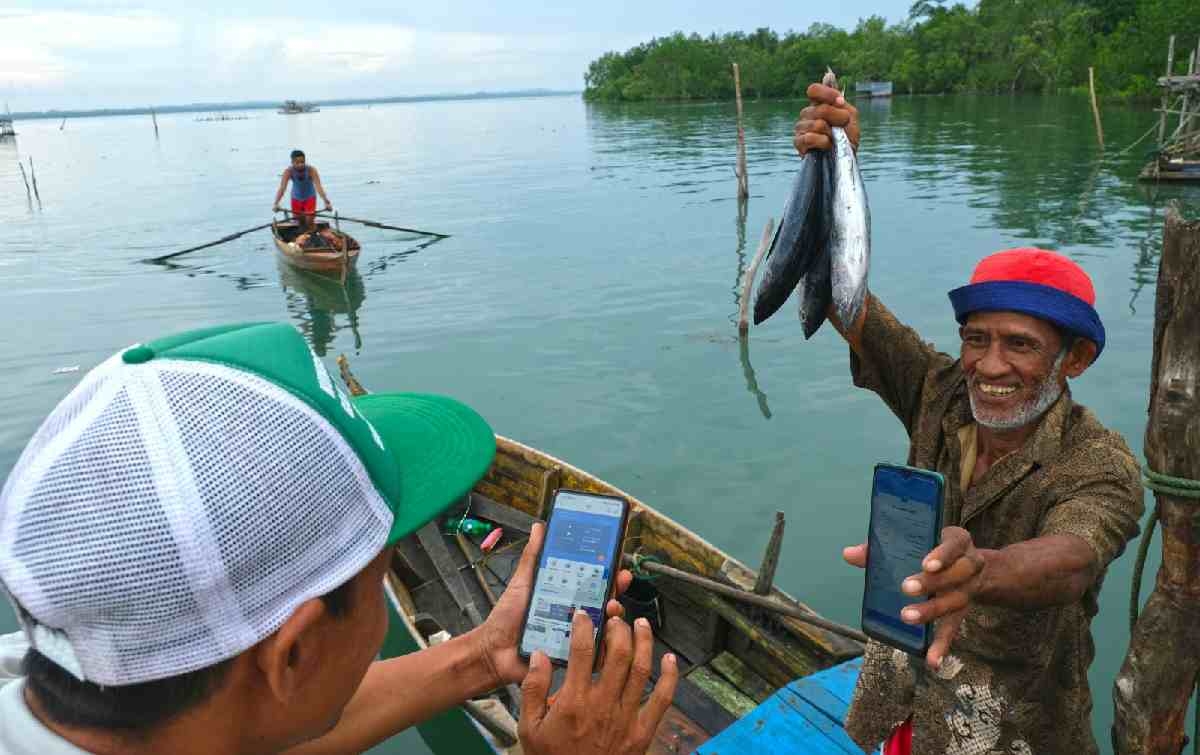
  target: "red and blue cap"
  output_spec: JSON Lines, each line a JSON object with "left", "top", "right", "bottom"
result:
{"left": 948, "top": 248, "right": 1105, "bottom": 359}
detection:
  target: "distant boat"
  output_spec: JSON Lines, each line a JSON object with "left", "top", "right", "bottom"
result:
{"left": 278, "top": 100, "right": 320, "bottom": 114}
{"left": 853, "top": 81, "right": 893, "bottom": 98}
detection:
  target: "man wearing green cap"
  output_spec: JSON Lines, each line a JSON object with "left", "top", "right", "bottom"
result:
{"left": 792, "top": 84, "right": 1143, "bottom": 754}
{"left": 0, "top": 322, "right": 678, "bottom": 755}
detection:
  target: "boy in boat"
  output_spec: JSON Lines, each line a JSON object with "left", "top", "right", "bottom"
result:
{"left": 273, "top": 149, "right": 332, "bottom": 227}
{"left": 793, "top": 85, "right": 1141, "bottom": 754}
{"left": 0, "top": 322, "right": 677, "bottom": 755}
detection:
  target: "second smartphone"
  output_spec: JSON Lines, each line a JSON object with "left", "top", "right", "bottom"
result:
{"left": 518, "top": 489, "right": 630, "bottom": 665}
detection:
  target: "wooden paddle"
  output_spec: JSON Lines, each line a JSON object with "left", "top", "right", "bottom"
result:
{"left": 144, "top": 222, "right": 274, "bottom": 264}
{"left": 311, "top": 210, "right": 450, "bottom": 238}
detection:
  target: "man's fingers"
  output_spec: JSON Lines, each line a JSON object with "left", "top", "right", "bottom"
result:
{"left": 518, "top": 651, "right": 552, "bottom": 730}
{"left": 806, "top": 83, "right": 846, "bottom": 107}
{"left": 795, "top": 130, "right": 833, "bottom": 156}
{"left": 843, "top": 543, "right": 868, "bottom": 568}
{"left": 924, "top": 527, "right": 972, "bottom": 573}
{"left": 905, "top": 555, "right": 981, "bottom": 596}
{"left": 506, "top": 523, "right": 545, "bottom": 594}
{"left": 561, "top": 610, "right": 597, "bottom": 696}
{"left": 638, "top": 652, "right": 679, "bottom": 731}
{"left": 614, "top": 569, "right": 633, "bottom": 599}
{"left": 926, "top": 611, "right": 965, "bottom": 671}
{"left": 596, "top": 616, "right": 634, "bottom": 701}
{"left": 620, "top": 618, "right": 656, "bottom": 711}
{"left": 800, "top": 104, "right": 853, "bottom": 128}
{"left": 901, "top": 590, "right": 969, "bottom": 626}
{"left": 605, "top": 598, "right": 625, "bottom": 620}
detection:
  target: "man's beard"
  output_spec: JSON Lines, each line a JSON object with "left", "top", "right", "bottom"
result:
{"left": 968, "top": 350, "right": 1068, "bottom": 431}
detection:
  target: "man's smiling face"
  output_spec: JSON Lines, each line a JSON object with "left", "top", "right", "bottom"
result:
{"left": 960, "top": 311, "right": 1069, "bottom": 431}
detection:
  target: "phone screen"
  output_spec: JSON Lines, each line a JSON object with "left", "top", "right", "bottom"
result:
{"left": 862, "top": 465, "right": 944, "bottom": 654}
{"left": 519, "top": 491, "right": 626, "bottom": 663}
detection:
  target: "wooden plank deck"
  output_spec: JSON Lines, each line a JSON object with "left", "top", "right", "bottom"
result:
{"left": 694, "top": 658, "right": 863, "bottom": 754}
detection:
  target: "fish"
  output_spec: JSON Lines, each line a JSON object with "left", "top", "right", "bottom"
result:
{"left": 796, "top": 153, "right": 835, "bottom": 338}
{"left": 828, "top": 125, "right": 870, "bottom": 329}
{"left": 752, "top": 151, "right": 829, "bottom": 325}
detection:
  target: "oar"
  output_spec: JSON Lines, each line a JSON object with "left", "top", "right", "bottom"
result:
{"left": 311, "top": 210, "right": 450, "bottom": 238}
{"left": 144, "top": 222, "right": 274, "bottom": 264}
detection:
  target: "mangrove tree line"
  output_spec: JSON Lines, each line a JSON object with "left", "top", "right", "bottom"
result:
{"left": 583, "top": 0, "right": 1198, "bottom": 101}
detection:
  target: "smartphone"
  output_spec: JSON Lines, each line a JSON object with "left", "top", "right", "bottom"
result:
{"left": 518, "top": 489, "right": 630, "bottom": 666}
{"left": 861, "top": 463, "right": 946, "bottom": 656}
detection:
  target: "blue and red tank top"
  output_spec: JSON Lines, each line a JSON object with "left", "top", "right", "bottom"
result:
{"left": 290, "top": 166, "right": 316, "bottom": 200}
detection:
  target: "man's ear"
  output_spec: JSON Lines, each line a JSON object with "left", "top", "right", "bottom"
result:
{"left": 1062, "top": 339, "right": 1098, "bottom": 379}
{"left": 254, "top": 598, "right": 328, "bottom": 704}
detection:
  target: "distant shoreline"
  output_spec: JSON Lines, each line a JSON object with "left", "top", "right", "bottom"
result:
{"left": 10, "top": 89, "right": 581, "bottom": 122}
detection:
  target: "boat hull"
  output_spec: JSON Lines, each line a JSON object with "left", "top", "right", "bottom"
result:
{"left": 271, "top": 220, "right": 359, "bottom": 273}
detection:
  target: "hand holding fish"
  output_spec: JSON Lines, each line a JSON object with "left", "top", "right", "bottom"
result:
{"left": 794, "top": 83, "right": 860, "bottom": 155}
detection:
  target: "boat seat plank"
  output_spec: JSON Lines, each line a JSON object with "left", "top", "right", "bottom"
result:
{"left": 468, "top": 492, "right": 540, "bottom": 533}
{"left": 686, "top": 666, "right": 757, "bottom": 719}
{"left": 671, "top": 673, "right": 740, "bottom": 738}
{"left": 710, "top": 651, "right": 775, "bottom": 703}
{"left": 696, "top": 659, "right": 864, "bottom": 755}
{"left": 648, "top": 706, "right": 711, "bottom": 755}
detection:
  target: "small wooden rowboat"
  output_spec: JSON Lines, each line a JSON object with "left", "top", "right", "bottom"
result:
{"left": 271, "top": 219, "right": 360, "bottom": 273}
{"left": 338, "top": 362, "right": 866, "bottom": 754}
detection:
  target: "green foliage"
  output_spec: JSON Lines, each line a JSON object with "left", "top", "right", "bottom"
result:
{"left": 582, "top": 0, "right": 1199, "bottom": 101}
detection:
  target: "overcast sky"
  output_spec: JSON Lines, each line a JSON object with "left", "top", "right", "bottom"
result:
{"left": 2, "top": 1, "right": 914, "bottom": 111}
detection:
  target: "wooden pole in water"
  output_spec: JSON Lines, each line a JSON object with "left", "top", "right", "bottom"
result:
{"left": 1088, "top": 67, "right": 1104, "bottom": 149}
{"left": 737, "top": 217, "right": 774, "bottom": 334}
{"left": 17, "top": 161, "right": 31, "bottom": 202}
{"left": 28, "top": 157, "right": 41, "bottom": 204}
{"left": 1158, "top": 36, "right": 1176, "bottom": 147}
{"left": 151, "top": 109, "right": 159, "bottom": 139}
{"left": 1112, "top": 203, "right": 1200, "bottom": 755}
{"left": 733, "top": 62, "right": 749, "bottom": 201}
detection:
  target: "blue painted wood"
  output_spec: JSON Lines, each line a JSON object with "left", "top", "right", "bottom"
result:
{"left": 695, "top": 658, "right": 864, "bottom": 755}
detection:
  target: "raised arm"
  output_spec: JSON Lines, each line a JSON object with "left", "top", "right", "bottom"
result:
{"left": 273, "top": 170, "right": 289, "bottom": 211}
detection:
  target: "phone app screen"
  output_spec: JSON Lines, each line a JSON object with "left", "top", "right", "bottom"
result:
{"left": 520, "top": 492, "right": 623, "bottom": 662}
{"left": 863, "top": 468, "right": 940, "bottom": 651}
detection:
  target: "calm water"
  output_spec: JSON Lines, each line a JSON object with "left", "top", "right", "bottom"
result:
{"left": 2, "top": 94, "right": 1197, "bottom": 753}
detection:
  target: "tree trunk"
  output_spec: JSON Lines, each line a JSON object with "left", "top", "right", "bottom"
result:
{"left": 1113, "top": 203, "right": 1200, "bottom": 755}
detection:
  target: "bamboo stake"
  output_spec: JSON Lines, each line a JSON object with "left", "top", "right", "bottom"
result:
{"left": 732, "top": 62, "right": 749, "bottom": 201}
{"left": 1112, "top": 204, "right": 1200, "bottom": 755}
{"left": 17, "top": 161, "right": 31, "bottom": 202}
{"left": 1088, "top": 67, "right": 1105, "bottom": 149}
{"left": 28, "top": 157, "right": 40, "bottom": 204}
{"left": 151, "top": 109, "right": 159, "bottom": 139}
{"left": 1159, "top": 36, "right": 1177, "bottom": 146}
{"left": 737, "top": 218, "right": 775, "bottom": 334}
{"left": 622, "top": 553, "right": 867, "bottom": 644}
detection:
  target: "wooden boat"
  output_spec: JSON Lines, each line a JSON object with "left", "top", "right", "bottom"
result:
{"left": 271, "top": 219, "right": 360, "bottom": 273}
{"left": 339, "top": 362, "right": 866, "bottom": 754}
{"left": 854, "top": 81, "right": 894, "bottom": 98}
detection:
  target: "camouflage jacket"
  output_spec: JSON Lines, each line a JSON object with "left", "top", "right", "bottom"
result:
{"left": 843, "top": 296, "right": 1143, "bottom": 755}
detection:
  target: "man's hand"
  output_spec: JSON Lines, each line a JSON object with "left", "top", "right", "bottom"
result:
{"left": 470, "top": 523, "right": 633, "bottom": 688}
{"left": 519, "top": 612, "right": 678, "bottom": 755}
{"left": 273, "top": 205, "right": 282, "bottom": 212}
{"left": 794, "top": 82, "right": 860, "bottom": 156}
{"left": 324, "top": 201, "right": 333, "bottom": 212}
{"left": 843, "top": 527, "right": 986, "bottom": 671}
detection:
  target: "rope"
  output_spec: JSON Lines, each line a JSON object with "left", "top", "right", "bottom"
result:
{"left": 629, "top": 552, "right": 663, "bottom": 581}
{"left": 1129, "top": 465, "right": 1200, "bottom": 754}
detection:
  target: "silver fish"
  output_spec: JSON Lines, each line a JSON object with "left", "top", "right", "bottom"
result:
{"left": 828, "top": 126, "right": 870, "bottom": 329}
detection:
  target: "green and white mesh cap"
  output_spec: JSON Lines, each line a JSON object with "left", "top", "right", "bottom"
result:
{"left": 0, "top": 322, "right": 495, "bottom": 686}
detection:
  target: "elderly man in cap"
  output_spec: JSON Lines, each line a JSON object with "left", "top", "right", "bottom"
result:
{"left": 793, "top": 85, "right": 1143, "bottom": 754}
{"left": 0, "top": 322, "right": 677, "bottom": 755}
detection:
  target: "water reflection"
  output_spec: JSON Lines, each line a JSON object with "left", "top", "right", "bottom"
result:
{"left": 731, "top": 198, "right": 772, "bottom": 420}
{"left": 277, "top": 260, "right": 365, "bottom": 356}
